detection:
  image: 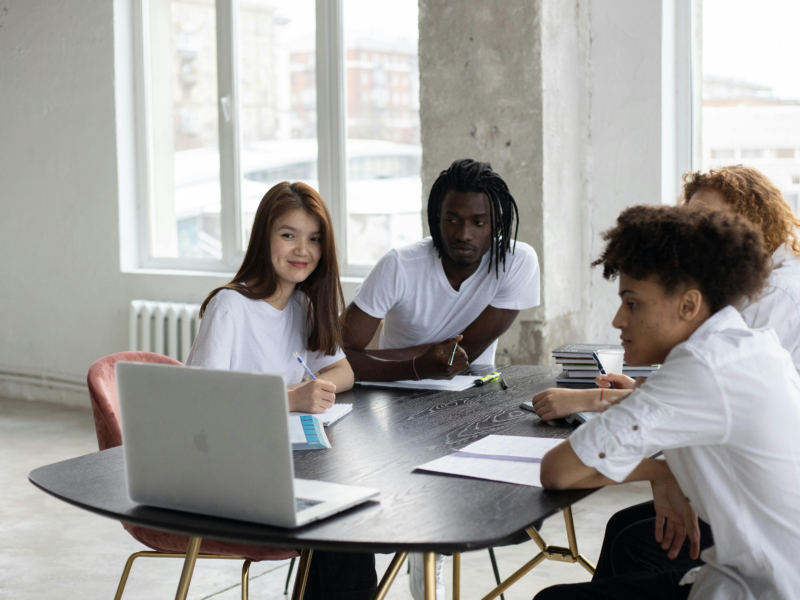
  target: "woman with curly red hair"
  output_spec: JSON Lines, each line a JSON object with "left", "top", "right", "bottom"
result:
{"left": 682, "top": 165, "right": 800, "bottom": 369}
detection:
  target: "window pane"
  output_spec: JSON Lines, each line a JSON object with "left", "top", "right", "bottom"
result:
{"left": 343, "top": 0, "right": 422, "bottom": 266}
{"left": 238, "top": 0, "right": 318, "bottom": 249}
{"left": 148, "top": 0, "right": 222, "bottom": 259}
{"left": 702, "top": 0, "right": 800, "bottom": 213}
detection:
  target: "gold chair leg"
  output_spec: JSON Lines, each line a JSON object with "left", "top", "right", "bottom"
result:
{"left": 563, "top": 506, "right": 596, "bottom": 575}
{"left": 241, "top": 559, "right": 252, "bottom": 600}
{"left": 370, "top": 551, "right": 408, "bottom": 600}
{"left": 113, "top": 551, "right": 150, "bottom": 600}
{"left": 174, "top": 536, "right": 202, "bottom": 600}
{"left": 113, "top": 549, "right": 247, "bottom": 600}
{"left": 423, "top": 552, "right": 437, "bottom": 600}
{"left": 453, "top": 552, "right": 461, "bottom": 600}
{"left": 290, "top": 549, "right": 314, "bottom": 600}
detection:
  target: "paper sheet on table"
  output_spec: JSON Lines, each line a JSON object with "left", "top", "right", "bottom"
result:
{"left": 289, "top": 415, "right": 331, "bottom": 450}
{"left": 416, "top": 435, "right": 563, "bottom": 487}
{"left": 290, "top": 403, "right": 352, "bottom": 426}
{"left": 356, "top": 376, "right": 476, "bottom": 392}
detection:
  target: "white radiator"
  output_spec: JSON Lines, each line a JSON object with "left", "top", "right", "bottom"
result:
{"left": 129, "top": 300, "right": 202, "bottom": 363}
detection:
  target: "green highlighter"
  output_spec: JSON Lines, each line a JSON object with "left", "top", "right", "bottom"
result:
{"left": 474, "top": 371, "right": 508, "bottom": 390}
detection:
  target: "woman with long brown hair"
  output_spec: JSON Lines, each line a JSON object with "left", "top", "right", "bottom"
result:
{"left": 187, "top": 182, "right": 376, "bottom": 599}
{"left": 188, "top": 181, "right": 353, "bottom": 412}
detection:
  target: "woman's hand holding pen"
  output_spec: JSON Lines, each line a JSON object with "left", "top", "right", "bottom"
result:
{"left": 288, "top": 379, "right": 337, "bottom": 413}
{"left": 415, "top": 335, "right": 469, "bottom": 380}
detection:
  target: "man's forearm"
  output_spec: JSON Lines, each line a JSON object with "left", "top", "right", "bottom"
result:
{"left": 343, "top": 348, "right": 417, "bottom": 382}
{"left": 360, "top": 344, "right": 432, "bottom": 361}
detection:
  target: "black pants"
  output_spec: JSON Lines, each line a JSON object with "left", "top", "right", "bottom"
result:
{"left": 303, "top": 550, "right": 377, "bottom": 600}
{"left": 535, "top": 569, "right": 692, "bottom": 600}
{"left": 594, "top": 500, "right": 713, "bottom": 579}
{"left": 534, "top": 501, "right": 714, "bottom": 600}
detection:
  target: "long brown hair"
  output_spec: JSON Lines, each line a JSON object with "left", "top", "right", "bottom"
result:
{"left": 200, "top": 182, "right": 345, "bottom": 355}
{"left": 681, "top": 165, "right": 800, "bottom": 255}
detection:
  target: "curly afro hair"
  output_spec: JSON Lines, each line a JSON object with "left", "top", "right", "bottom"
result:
{"left": 592, "top": 205, "right": 771, "bottom": 313}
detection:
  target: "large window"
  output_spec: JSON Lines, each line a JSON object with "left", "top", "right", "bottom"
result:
{"left": 134, "top": 0, "right": 421, "bottom": 274}
{"left": 701, "top": 0, "right": 800, "bottom": 212}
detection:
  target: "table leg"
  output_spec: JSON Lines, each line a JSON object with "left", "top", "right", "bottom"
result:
{"left": 453, "top": 552, "right": 461, "bottom": 600}
{"left": 563, "top": 506, "right": 596, "bottom": 575}
{"left": 479, "top": 552, "right": 547, "bottom": 600}
{"left": 370, "top": 551, "right": 408, "bottom": 600}
{"left": 174, "top": 536, "right": 202, "bottom": 600}
{"left": 290, "top": 549, "right": 314, "bottom": 600}
{"left": 423, "top": 552, "right": 437, "bottom": 600}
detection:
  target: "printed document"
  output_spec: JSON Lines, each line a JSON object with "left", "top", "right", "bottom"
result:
{"left": 357, "top": 376, "right": 476, "bottom": 392}
{"left": 416, "top": 435, "right": 563, "bottom": 487}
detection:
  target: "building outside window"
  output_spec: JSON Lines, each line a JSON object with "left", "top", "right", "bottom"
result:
{"left": 701, "top": 0, "right": 800, "bottom": 213}
{"left": 136, "top": 0, "right": 421, "bottom": 272}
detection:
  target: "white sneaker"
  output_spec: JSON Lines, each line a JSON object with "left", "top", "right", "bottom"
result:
{"left": 408, "top": 552, "right": 445, "bottom": 600}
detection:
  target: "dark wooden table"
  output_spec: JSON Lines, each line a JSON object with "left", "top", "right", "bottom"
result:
{"left": 29, "top": 365, "right": 598, "bottom": 600}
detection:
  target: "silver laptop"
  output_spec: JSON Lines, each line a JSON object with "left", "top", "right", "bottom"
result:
{"left": 115, "top": 362, "right": 379, "bottom": 528}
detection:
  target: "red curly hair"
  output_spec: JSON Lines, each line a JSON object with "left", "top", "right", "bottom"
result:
{"left": 681, "top": 165, "right": 800, "bottom": 255}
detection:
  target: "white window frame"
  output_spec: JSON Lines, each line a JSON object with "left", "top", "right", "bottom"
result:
{"left": 131, "top": 0, "right": 373, "bottom": 277}
{"left": 661, "top": 0, "right": 702, "bottom": 205}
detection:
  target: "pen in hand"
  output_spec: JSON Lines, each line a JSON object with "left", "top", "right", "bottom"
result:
{"left": 293, "top": 351, "right": 317, "bottom": 381}
{"left": 447, "top": 342, "right": 459, "bottom": 366}
{"left": 591, "top": 351, "right": 615, "bottom": 389}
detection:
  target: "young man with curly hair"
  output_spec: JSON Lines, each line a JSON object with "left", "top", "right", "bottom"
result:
{"left": 531, "top": 166, "right": 800, "bottom": 419}
{"left": 534, "top": 205, "right": 800, "bottom": 600}
{"left": 528, "top": 166, "right": 800, "bottom": 585}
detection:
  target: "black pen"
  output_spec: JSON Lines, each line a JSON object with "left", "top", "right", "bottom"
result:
{"left": 592, "top": 351, "right": 615, "bottom": 389}
{"left": 447, "top": 342, "right": 458, "bottom": 366}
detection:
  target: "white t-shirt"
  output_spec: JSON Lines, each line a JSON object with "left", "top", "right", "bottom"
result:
{"left": 570, "top": 306, "right": 800, "bottom": 600}
{"left": 353, "top": 237, "right": 540, "bottom": 364}
{"left": 186, "top": 289, "right": 345, "bottom": 385}
{"left": 741, "top": 244, "right": 800, "bottom": 371}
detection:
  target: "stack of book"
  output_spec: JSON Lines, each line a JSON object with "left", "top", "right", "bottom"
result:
{"left": 552, "top": 343, "right": 659, "bottom": 386}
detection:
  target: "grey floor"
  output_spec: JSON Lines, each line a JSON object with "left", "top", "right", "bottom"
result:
{"left": 0, "top": 397, "right": 651, "bottom": 600}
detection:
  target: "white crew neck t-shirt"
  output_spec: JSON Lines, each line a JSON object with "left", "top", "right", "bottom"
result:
{"left": 353, "top": 237, "right": 540, "bottom": 364}
{"left": 570, "top": 307, "right": 800, "bottom": 600}
{"left": 741, "top": 244, "right": 800, "bottom": 371}
{"left": 186, "top": 289, "right": 345, "bottom": 385}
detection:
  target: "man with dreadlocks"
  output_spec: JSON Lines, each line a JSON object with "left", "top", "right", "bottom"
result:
{"left": 343, "top": 158, "right": 540, "bottom": 599}
{"left": 343, "top": 158, "right": 540, "bottom": 381}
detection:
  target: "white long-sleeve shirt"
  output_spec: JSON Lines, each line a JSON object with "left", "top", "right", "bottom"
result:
{"left": 741, "top": 244, "right": 800, "bottom": 371}
{"left": 570, "top": 307, "right": 800, "bottom": 600}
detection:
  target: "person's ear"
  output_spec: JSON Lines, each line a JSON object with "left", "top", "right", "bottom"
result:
{"left": 678, "top": 289, "right": 704, "bottom": 322}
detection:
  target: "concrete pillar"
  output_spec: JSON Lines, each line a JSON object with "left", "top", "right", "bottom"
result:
{"left": 419, "top": 0, "right": 665, "bottom": 364}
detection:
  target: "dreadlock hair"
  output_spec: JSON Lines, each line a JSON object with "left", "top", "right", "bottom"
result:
{"left": 427, "top": 158, "right": 519, "bottom": 277}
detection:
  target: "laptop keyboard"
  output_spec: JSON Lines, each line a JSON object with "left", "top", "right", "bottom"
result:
{"left": 296, "top": 497, "right": 323, "bottom": 512}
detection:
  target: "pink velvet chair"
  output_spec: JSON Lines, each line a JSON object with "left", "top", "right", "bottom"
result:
{"left": 87, "top": 352, "right": 298, "bottom": 600}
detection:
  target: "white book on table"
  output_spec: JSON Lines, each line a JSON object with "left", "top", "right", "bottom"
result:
{"left": 356, "top": 376, "right": 476, "bottom": 392}
{"left": 289, "top": 403, "right": 352, "bottom": 427}
{"left": 416, "top": 435, "right": 564, "bottom": 487}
